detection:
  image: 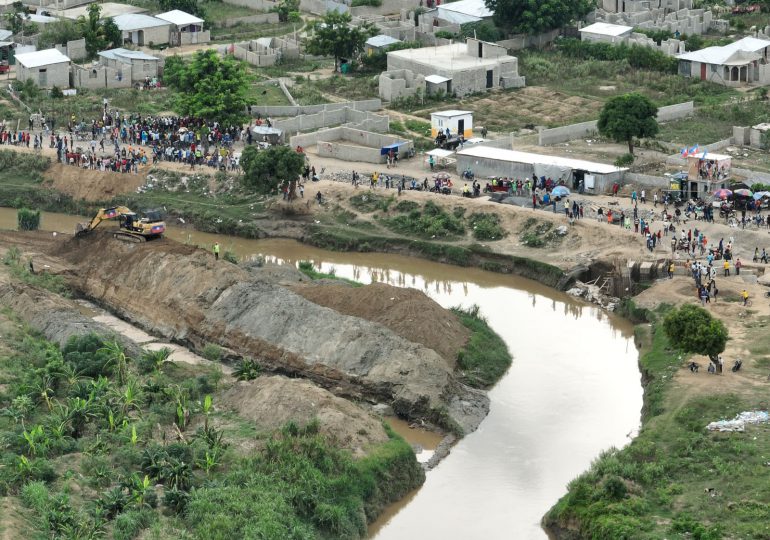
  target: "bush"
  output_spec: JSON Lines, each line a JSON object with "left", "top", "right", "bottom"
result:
{"left": 222, "top": 250, "right": 239, "bottom": 264}
{"left": 555, "top": 38, "right": 677, "bottom": 74}
{"left": 234, "top": 358, "right": 261, "bottom": 381}
{"left": 21, "top": 481, "right": 50, "bottom": 512}
{"left": 469, "top": 213, "right": 506, "bottom": 241}
{"left": 614, "top": 153, "right": 635, "bottom": 167}
{"left": 113, "top": 509, "right": 156, "bottom": 540}
{"left": 50, "top": 86, "right": 64, "bottom": 99}
{"left": 62, "top": 333, "right": 113, "bottom": 378}
{"left": 452, "top": 305, "right": 512, "bottom": 387}
{"left": 17, "top": 208, "right": 41, "bottom": 231}
{"left": 460, "top": 21, "right": 503, "bottom": 42}
{"left": 351, "top": 0, "right": 381, "bottom": 6}
{"left": 202, "top": 343, "right": 222, "bottom": 362}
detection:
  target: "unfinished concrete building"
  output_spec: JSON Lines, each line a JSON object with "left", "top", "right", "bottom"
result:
{"left": 594, "top": 0, "right": 716, "bottom": 36}
{"left": 385, "top": 38, "right": 525, "bottom": 98}
{"left": 290, "top": 127, "right": 413, "bottom": 164}
{"left": 378, "top": 69, "right": 425, "bottom": 101}
{"left": 232, "top": 37, "right": 300, "bottom": 67}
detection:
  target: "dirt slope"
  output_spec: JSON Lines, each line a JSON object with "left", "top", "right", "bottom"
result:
{"left": 44, "top": 163, "right": 144, "bottom": 202}
{"left": 55, "top": 232, "right": 489, "bottom": 433}
{"left": 292, "top": 282, "right": 469, "bottom": 366}
{"left": 221, "top": 376, "right": 389, "bottom": 457}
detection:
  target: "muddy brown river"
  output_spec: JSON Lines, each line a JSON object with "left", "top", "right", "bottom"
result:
{"left": 0, "top": 210, "right": 643, "bottom": 540}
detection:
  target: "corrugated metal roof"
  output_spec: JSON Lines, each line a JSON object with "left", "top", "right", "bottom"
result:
{"left": 99, "top": 48, "right": 158, "bottom": 61}
{"left": 155, "top": 9, "right": 204, "bottom": 26}
{"left": 436, "top": 0, "right": 491, "bottom": 24}
{"left": 366, "top": 35, "right": 401, "bottom": 48}
{"left": 16, "top": 48, "right": 71, "bottom": 68}
{"left": 113, "top": 13, "right": 170, "bottom": 31}
{"left": 456, "top": 146, "right": 625, "bottom": 174}
{"left": 677, "top": 36, "right": 770, "bottom": 64}
{"left": 0, "top": 29, "right": 12, "bottom": 41}
{"left": 579, "top": 22, "right": 633, "bottom": 37}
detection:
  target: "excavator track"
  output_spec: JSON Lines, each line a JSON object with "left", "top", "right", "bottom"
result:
{"left": 113, "top": 232, "right": 146, "bottom": 243}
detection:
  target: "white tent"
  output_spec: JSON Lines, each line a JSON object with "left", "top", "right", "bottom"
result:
{"left": 436, "top": 0, "right": 492, "bottom": 25}
{"left": 425, "top": 148, "right": 456, "bottom": 168}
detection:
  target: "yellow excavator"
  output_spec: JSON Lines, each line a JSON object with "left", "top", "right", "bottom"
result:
{"left": 75, "top": 206, "right": 166, "bottom": 243}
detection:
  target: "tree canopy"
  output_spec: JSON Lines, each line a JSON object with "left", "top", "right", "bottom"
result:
{"left": 38, "top": 20, "right": 84, "bottom": 50}
{"left": 663, "top": 304, "right": 728, "bottom": 363}
{"left": 485, "top": 0, "right": 596, "bottom": 35}
{"left": 597, "top": 93, "right": 659, "bottom": 155}
{"left": 77, "top": 4, "right": 122, "bottom": 58}
{"left": 163, "top": 50, "right": 250, "bottom": 127}
{"left": 4, "top": 1, "right": 26, "bottom": 36}
{"left": 306, "top": 11, "right": 376, "bottom": 71}
{"left": 241, "top": 145, "right": 305, "bottom": 194}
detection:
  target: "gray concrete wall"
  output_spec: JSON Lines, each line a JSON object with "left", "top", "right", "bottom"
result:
{"left": 251, "top": 100, "right": 381, "bottom": 117}
{"left": 179, "top": 30, "right": 211, "bottom": 45}
{"left": 18, "top": 62, "right": 70, "bottom": 88}
{"left": 300, "top": 0, "right": 347, "bottom": 14}
{"left": 72, "top": 65, "right": 132, "bottom": 89}
{"left": 351, "top": 0, "right": 417, "bottom": 17}
{"left": 496, "top": 29, "right": 560, "bottom": 51}
{"left": 223, "top": 0, "right": 277, "bottom": 9}
{"left": 221, "top": 12, "right": 279, "bottom": 26}
{"left": 733, "top": 126, "right": 750, "bottom": 146}
{"left": 274, "top": 107, "right": 388, "bottom": 133}
{"left": 538, "top": 101, "right": 694, "bottom": 145}
{"left": 291, "top": 126, "right": 411, "bottom": 163}
{"left": 624, "top": 172, "right": 669, "bottom": 189}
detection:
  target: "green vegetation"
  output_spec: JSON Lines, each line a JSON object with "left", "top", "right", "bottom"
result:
{"left": 163, "top": 50, "right": 251, "bottom": 127}
{"left": 557, "top": 38, "right": 677, "bottom": 74}
{"left": 519, "top": 218, "right": 562, "bottom": 248}
{"left": 306, "top": 11, "right": 376, "bottom": 72}
{"left": 487, "top": 0, "right": 594, "bottom": 34}
{"left": 519, "top": 49, "right": 736, "bottom": 107}
{"left": 77, "top": 3, "right": 122, "bottom": 59}
{"left": 3, "top": 246, "right": 69, "bottom": 295}
{"left": 349, "top": 193, "right": 394, "bottom": 213}
{"left": 657, "top": 100, "right": 770, "bottom": 146}
{"left": 0, "top": 312, "right": 422, "bottom": 539}
{"left": 17, "top": 208, "right": 41, "bottom": 231}
{"left": 598, "top": 93, "right": 659, "bottom": 155}
{"left": 452, "top": 305, "right": 512, "bottom": 387}
{"left": 469, "top": 213, "right": 506, "bottom": 241}
{"left": 297, "top": 260, "right": 362, "bottom": 286}
{"left": 384, "top": 200, "right": 466, "bottom": 239}
{"left": 663, "top": 304, "right": 728, "bottom": 364}
{"left": 546, "top": 307, "right": 770, "bottom": 539}
{"left": 240, "top": 145, "right": 306, "bottom": 194}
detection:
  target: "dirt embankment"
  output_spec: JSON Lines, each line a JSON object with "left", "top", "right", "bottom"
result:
{"left": 221, "top": 376, "right": 390, "bottom": 458}
{"left": 55, "top": 232, "right": 489, "bottom": 433}
{"left": 43, "top": 163, "right": 145, "bottom": 202}
{"left": 291, "top": 282, "right": 470, "bottom": 366}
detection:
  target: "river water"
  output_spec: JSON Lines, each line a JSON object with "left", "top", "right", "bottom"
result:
{"left": 0, "top": 210, "right": 643, "bottom": 540}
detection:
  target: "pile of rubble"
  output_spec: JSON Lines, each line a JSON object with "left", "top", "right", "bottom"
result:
{"left": 566, "top": 280, "right": 620, "bottom": 311}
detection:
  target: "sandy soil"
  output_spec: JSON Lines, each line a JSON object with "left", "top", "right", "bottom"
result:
{"left": 44, "top": 163, "right": 145, "bottom": 202}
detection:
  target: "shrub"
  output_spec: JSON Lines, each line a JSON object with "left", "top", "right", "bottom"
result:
{"left": 17, "top": 208, "right": 41, "bottom": 231}
{"left": 614, "top": 153, "right": 635, "bottom": 167}
{"left": 351, "top": 0, "right": 381, "bottom": 5}
{"left": 452, "top": 305, "right": 512, "bottom": 387}
{"left": 62, "top": 333, "right": 113, "bottom": 379}
{"left": 202, "top": 343, "right": 222, "bottom": 362}
{"left": 50, "top": 86, "right": 64, "bottom": 99}
{"left": 113, "top": 509, "right": 156, "bottom": 540}
{"left": 222, "top": 250, "right": 239, "bottom": 264}
{"left": 234, "top": 358, "right": 261, "bottom": 381}
{"left": 603, "top": 475, "right": 628, "bottom": 500}
{"left": 469, "top": 213, "right": 506, "bottom": 241}
{"left": 21, "top": 481, "right": 49, "bottom": 512}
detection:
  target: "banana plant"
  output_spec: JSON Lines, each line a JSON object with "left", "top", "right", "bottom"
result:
{"left": 130, "top": 425, "right": 138, "bottom": 446}
{"left": 30, "top": 373, "right": 55, "bottom": 411}
{"left": 98, "top": 340, "right": 130, "bottom": 386}
{"left": 201, "top": 394, "right": 213, "bottom": 432}
{"left": 21, "top": 424, "right": 47, "bottom": 457}
{"left": 128, "top": 473, "right": 152, "bottom": 508}
{"left": 141, "top": 347, "right": 172, "bottom": 374}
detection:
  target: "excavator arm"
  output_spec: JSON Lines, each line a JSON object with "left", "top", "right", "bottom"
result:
{"left": 76, "top": 206, "right": 135, "bottom": 236}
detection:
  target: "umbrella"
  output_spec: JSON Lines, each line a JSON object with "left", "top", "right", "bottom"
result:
{"left": 552, "top": 186, "right": 570, "bottom": 197}
{"left": 753, "top": 191, "right": 770, "bottom": 200}
{"left": 731, "top": 182, "right": 750, "bottom": 190}
{"left": 734, "top": 188, "right": 753, "bottom": 197}
{"left": 713, "top": 188, "right": 732, "bottom": 199}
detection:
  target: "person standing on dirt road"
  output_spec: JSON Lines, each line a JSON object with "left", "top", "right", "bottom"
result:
{"left": 213, "top": 243, "right": 220, "bottom": 261}
{"left": 723, "top": 259, "right": 730, "bottom": 277}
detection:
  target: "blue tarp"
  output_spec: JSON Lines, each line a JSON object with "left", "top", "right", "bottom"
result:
{"left": 381, "top": 142, "right": 407, "bottom": 155}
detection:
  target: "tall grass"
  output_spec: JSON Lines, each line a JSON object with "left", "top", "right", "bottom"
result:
{"left": 452, "top": 305, "right": 512, "bottom": 388}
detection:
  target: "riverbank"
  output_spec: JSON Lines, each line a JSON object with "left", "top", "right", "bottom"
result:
{"left": 544, "top": 285, "right": 770, "bottom": 538}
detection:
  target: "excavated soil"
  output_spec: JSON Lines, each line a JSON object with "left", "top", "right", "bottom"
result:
{"left": 49, "top": 231, "right": 489, "bottom": 433}
{"left": 221, "top": 376, "right": 389, "bottom": 457}
{"left": 292, "top": 282, "right": 469, "bottom": 366}
{"left": 44, "top": 163, "right": 145, "bottom": 202}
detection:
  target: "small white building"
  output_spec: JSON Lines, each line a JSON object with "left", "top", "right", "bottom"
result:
{"left": 365, "top": 35, "right": 401, "bottom": 55}
{"left": 155, "top": 9, "right": 209, "bottom": 46}
{"left": 431, "top": 110, "right": 473, "bottom": 138}
{"left": 16, "top": 49, "right": 71, "bottom": 88}
{"left": 579, "top": 22, "right": 633, "bottom": 44}
{"left": 113, "top": 13, "right": 171, "bottom": 46}
{"left": 677, "top": 36, "right": 770, "bottom": 86}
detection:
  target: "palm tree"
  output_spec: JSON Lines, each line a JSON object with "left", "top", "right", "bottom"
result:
{"left": 62, "top": 397, "right": 97, "bottom": 439}
{"left": 98, "top": 340, "right": 130, "bottom": 386}
{"left": 77, "top": 3, "right": 108, "bottom": 59}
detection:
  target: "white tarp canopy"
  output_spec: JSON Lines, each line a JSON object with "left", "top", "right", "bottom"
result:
{"left": 436, "top": 0, "right": 492, "bottom": 25}
{"left": 533, "top": 163, "right": 572, "bottom": 183}
{"left": 426, "top": 148, "right": 455, "bottom": 158}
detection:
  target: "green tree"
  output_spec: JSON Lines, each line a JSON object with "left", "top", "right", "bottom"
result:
{"left": 241, "top": 145, "right": 305, "bottom": 194}
{"left": 165, "top": 49, "right": 250, "bottom": 127}
{"left": 4, "top": 2, "right": 26, "bottom": 36}
{"left": 38, "top": 19, "right": 84, "bottom": 49}
{"left": 77, "top": 4, "right": 121, "bottom": 58}
{"left": 663, "top": 304, "right": 728, "bottom": 364}
{"left": 597, "top": 93, "right": 659, "bottom": 155}
{"left": 485, "top": 0, "right": 596, "bottom": 34}
{"left": 272, "top": 0, "right": 300, "bottom": 22}
{"left": 306, "top": 11, "right": 376, "bottom": 71}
